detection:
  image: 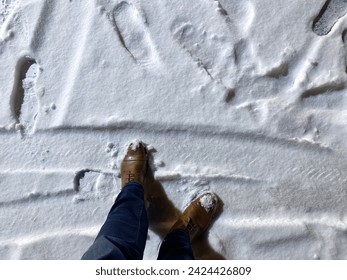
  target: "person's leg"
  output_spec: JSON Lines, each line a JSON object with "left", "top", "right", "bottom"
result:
{"left": 82, "top": 182, "right": 148, "bottom": 260}
{"left": 82, "top": 141, "right": 149, "bottom": 260}
{"left": 157, "top": 193, "right": 219, "bottom": 260}
{"left": 157, "top": 229, "right": 194, "bottom": 260}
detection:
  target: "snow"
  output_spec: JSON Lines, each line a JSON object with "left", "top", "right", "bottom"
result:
{"left": 199, "top": 193, "right": 216, "bottom": 212}
{"left": 1, "top": 0, "right": 347, "bottom": 259}
{"left": 129, "top": 139, "right": 142, "bottom": 151}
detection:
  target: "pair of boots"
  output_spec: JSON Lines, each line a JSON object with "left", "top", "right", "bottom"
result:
{"left": 121, "top": 141, "right": 219, "bottom": 241}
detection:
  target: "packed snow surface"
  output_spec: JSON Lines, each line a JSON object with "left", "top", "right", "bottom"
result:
{"left": 1, "top": 0, "right": 347, "bottom": 259}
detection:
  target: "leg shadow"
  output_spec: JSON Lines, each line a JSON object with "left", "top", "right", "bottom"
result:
{"left": 144, "top": 144, "right": 226, "bottom": 259}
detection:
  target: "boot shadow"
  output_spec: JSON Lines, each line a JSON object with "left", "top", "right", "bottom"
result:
{"left": 192, "top": 237, "right": 226, "bottom": 260}
{"left": 191, "top": 202, "right": 225, "bottom": 260}
{"left": 144, "top": 145, "right": 226, "bottom": 260}
{"left": 145, "top": 176, "right": 180, "bottom": 238}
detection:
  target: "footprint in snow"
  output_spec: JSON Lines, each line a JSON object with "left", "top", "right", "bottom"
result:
{"left": 112, "top": 1, "right": 160, "bottom": 69}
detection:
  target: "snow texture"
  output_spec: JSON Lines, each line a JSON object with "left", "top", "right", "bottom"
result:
{"left": 199, "top": 193, "right": 216, "bottom": 212}
{"left": 1, "top": 0, "right": 347, "bottom": 260}
{"left": 129, "top": 139, "right": 142, "bottom": 151}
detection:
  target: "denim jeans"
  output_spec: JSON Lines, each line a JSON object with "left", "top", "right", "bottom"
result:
{"left": 81, "top": 182, "right": 194, "bottom": 260}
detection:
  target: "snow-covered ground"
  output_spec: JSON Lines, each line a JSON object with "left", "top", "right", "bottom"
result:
{"left": 1, "top": 0, "right": 347, "bottom": 259}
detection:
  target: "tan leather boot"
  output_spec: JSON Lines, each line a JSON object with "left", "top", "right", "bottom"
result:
{"left": 169, "top": 192, "right": 219, "bottom": 241}
{"left": 121, "top": 141, "right": 148, "bottom": 188}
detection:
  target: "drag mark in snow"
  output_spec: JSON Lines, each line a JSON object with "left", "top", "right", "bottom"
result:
{"left": 48, "top": 121, "right": 332, "bottom": 153}
{"left": 155, "top": 171, "right": 262, "bottom": 185}
{"left": 0, "top": 189, "right": 75, "bottom": 208}
{"left": 10, "top": 56, "right": 39, "bottom": 133}
{"left": 55, "top": 1, "right": 94, "bottom": 127}
{"left": 222, "top": 215, "right": 347, "bottom": 231}
{"left": 288, "top": 39, "right": 346, "bottom": 100}
{"left": 343, "top": 30, "right": 347, "bottom": 73}
{"left": 264, "top": 61, "right": 289, "bottom": 79}
{"left": 301, "top": 80, "right": 346, "bottom": 98}
{"left": 112, "top": 1, "right": 160, "bottom": 69}
{"left": 211, "top": 0, "right": 230, "bottom": 22}
{"left": 313, "top": 0, "right": 347, "bottom": 36}
{"left": 0, "top": 0, "right": 17, "bottom": 27}
{"left": 0, "top": 225, "right": 100, "bottom": 247}
{"left": 29, "top": 0, "right": 57, "bottom": 52}
{"left": 209, "top": 0, "right": 255, "bottom": 37}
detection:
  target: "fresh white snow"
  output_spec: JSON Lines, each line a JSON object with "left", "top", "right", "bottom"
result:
{"left": 199, "top": 193, "right": 216, "bottom": 212}
{"left": 1, "top": 0, "right": 347, "bottom": 259}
